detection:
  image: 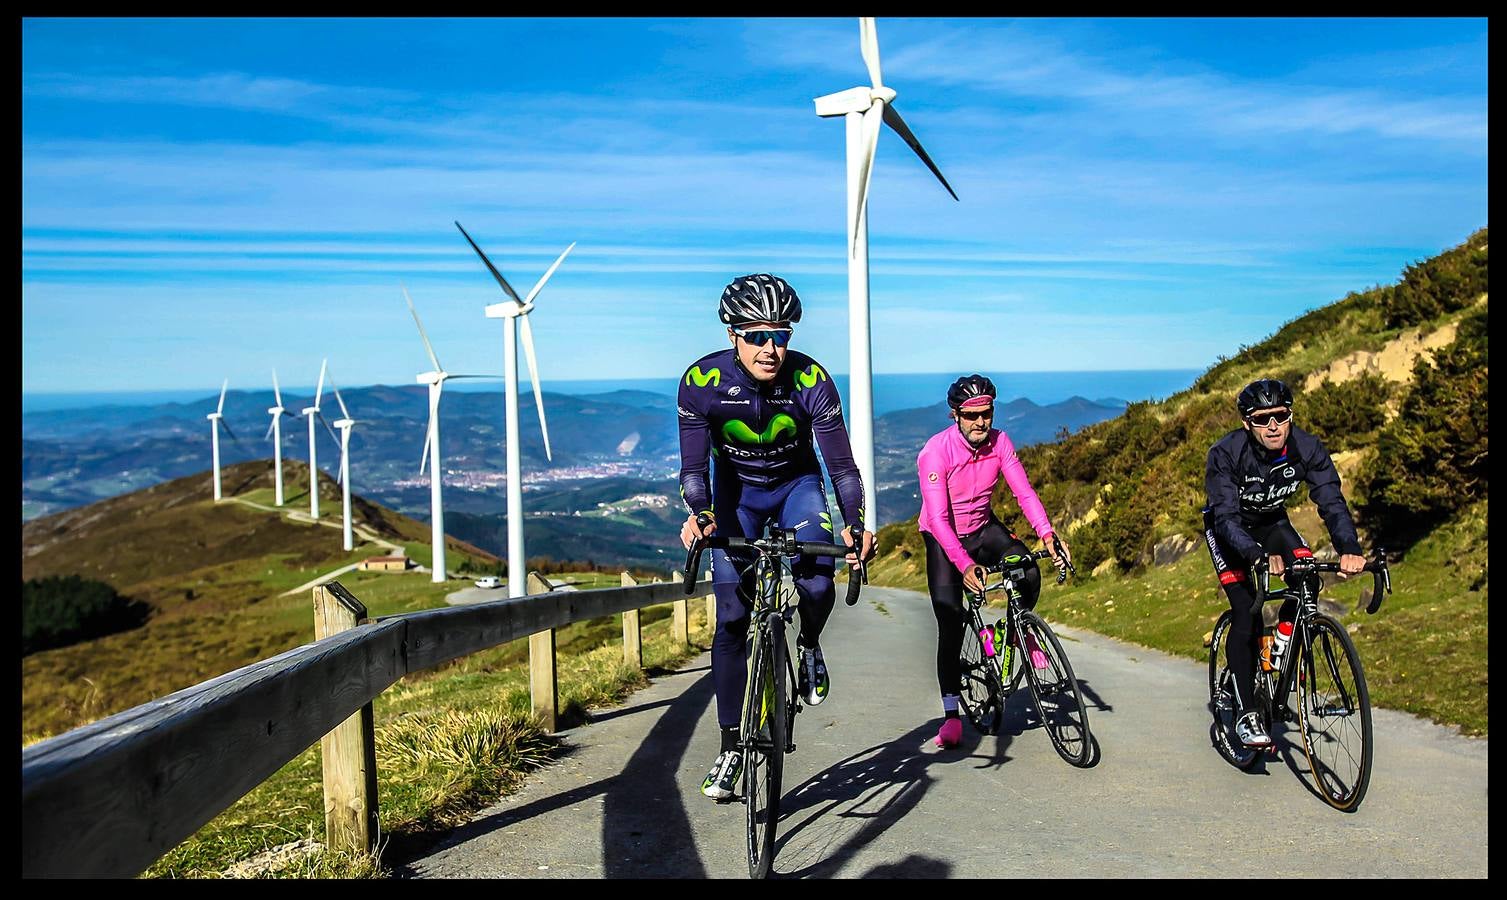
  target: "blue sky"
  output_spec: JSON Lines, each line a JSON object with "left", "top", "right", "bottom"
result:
{"left": 22, "top": 17, "right": 1487, "bottom": 394}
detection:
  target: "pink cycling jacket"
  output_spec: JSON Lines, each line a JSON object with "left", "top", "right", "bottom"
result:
{"left": 917, "top": 425, "right": 1055, "bottom": 575}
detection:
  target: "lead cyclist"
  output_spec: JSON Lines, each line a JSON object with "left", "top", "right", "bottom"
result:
{"left": 677, "top": 273, "right": 876, "bottom": 800}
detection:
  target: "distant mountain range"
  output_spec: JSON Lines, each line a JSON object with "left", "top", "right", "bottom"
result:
{"left": 22, "top": 385, "right": 1127, "bottom": 531}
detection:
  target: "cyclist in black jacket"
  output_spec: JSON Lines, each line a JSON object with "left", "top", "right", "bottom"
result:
{"left": 1204, "top": 378, "right": 1366, "bottom": 749}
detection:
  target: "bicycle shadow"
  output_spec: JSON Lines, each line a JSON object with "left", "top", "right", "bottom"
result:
{"left": 765, "top": 721, "right": 984, "bottom": 878}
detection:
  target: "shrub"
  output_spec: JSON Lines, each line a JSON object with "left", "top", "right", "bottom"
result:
{"left": 1359, "top": 306, "right": 1488, "bottom": 549}
{"left": 1301, "top": 372, "right": 1392, "bottom": 451}
{"left": 22, "top": 575, "right": 151, "bottom": 655}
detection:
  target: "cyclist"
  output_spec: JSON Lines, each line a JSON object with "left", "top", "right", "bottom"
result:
{"left": 917, "top": 374, "right": 1070, "bottom": 749}
{"left": 678, "top": 273, "right": 875, "bottom": 799}
{"left": 1204, "top": 378, "right": 1366, "bottom": 749}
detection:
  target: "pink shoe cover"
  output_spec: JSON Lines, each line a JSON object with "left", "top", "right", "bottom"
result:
{"left": 1026, "top": 633, "right": 1049, "bottom": 670}
{"left": 935, "top": 717, "right": 963, "bottom": 748}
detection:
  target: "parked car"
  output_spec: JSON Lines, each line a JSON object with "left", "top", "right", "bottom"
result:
{"left": 474, "top": 576, "right": 502, "bottom": 589}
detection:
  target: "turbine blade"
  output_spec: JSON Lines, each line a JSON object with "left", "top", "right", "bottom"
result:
{"left": 331, "top": 378, "right": 350, "bottom": 421}
{"left": 446, "top": 374, "right": 505, "bottom": 380}
{"left": 272, "top": 369, "right": 282, "bottom": 408}
{"left": 523, "top": 243, "right": 576, "bottom": 307}
{"left": 519, "top": 315, "right": 552, "bottom": 462}
{"left": 859, "top": 17, "right": 883, "bottom": 88}
{"left": 315, "top": 358, "right": 327, "bottom": 408}
{"left": 402, "top": 284, "right": 443, "bottom": 373}
{"left": 319, "top": 412, "right": 340, "bottom": 446}
{"left": 852, "top": 99, "right": 884, "bottom": 256}
{"left": 222, "top": 419, "right": 243, "bottom": 446}
{"left": 454, "top": 221, "right": 524, "bottom": 304}
{"left": 420, "top": 386, "right": 439, "bottom": 476}
{"left": 882, "top": 103, "right": 959, "bottom": 201}
{"left": 217, "top": 378, "right": 228, "bottom": 415}
{"left": 264, "top": 416, "right": 276, "bottom": 442}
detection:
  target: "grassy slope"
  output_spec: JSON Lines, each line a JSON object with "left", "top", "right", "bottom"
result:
{"left": 22, "top": 459, "right": 504, "bottom": 739}
{"left": 869, "top": 230, "right": 1488, "bottom": 736}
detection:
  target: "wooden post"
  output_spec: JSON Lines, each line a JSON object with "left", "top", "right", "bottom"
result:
{"left": 670, "top": 572, "right": 690, "bottom": 649}
{"left": 312, "top": 582, "right": 379, "bottom": 858}
{"left": 706, "top": 580, "right": 716, "bottom": 636}
{"left": 620, "top": 572, "right": 642, "bottom": 668}
{"left": 526, "top": 571, "right": 558, "bottom": 733}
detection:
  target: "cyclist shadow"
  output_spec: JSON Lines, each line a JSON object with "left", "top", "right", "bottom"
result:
{"left": 765, "top": 721, "right": 977, "bottom": 878}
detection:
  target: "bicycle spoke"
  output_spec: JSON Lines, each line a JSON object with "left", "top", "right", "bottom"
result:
{"left": 1020, "top": 612, "right": 1092, "bottom": 767}
{"left": 1296, "top": 616, "right": 1373, "bottom": 811}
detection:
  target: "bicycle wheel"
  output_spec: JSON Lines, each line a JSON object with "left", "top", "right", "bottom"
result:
{"left": 1208, "top": 610, "right": 1261, "bottom": 770}
{"left": 1018, "top": 611, "right": 1093, "bottom": 767}
{"left": 1296, "top": 614, "right": 1373, "bottom": 811}
{"left": 958, "top": 618, "right": 1003, "bottom": 735}
{"left": 742, "top": 618, "right": 786, "bottom": 878}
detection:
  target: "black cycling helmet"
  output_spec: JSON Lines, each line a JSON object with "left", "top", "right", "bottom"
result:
{"left": 1237, "top": 378, "right": 1294, "bottom": 416}
{"left": 947, "top": 374, "right": 997, "bottom": 410}
{"left": 718, "top": 273, "right": 803, "bottom": 326}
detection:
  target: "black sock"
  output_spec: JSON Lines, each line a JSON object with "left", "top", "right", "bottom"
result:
{"left": 945, "top": 710, "right": 960, "bottom": 719}
{"left": 721, "top": 724, "right": 740, "bottom": 753}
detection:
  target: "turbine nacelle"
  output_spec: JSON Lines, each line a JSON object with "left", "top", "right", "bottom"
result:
{"left": 813, "top": 85, "right": 893, "bottom": 117}
{"left": 267, "top": 406, "right": 285, "bottom": 416}
{"left": 417, "top": 371, "right": 446, "bottom": 386}
{"left": 483, "top": 299, "right": 531, "bottom": 320}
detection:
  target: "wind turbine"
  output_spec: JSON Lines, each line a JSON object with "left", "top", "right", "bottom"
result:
{"left": 264, "top": 369, "right": 287, "bottom": 506}
{"left": 300, "top": 359, "right": 338, "bottom": 519}
{"left": 455, "top": 221, "right": 572, "bottom": 599}
{"left": 206, "top": 379, "right": 236, "bottom": 501}
{"left": 328, "top": 377, "right": 360, "bottom": 552}
{"left": 814, "top": 16, "right": 957, "bottom": 527}
{"left": 405, "top": 286, "right": 502, "bottom": 583}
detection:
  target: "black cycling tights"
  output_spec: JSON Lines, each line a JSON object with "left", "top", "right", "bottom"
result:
{"left": 923, "top": 517, "right": 1039, "bottom": 697}
{"left": 1208, "top": 518, "right": 1308, "bottom": 711}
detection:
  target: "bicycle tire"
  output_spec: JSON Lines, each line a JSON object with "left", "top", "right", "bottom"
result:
{"left": 1296, "top": 614, "right": 1373, "bottom": 812}
{"left": 1018, "top": 611, "right": 1093, "bottom": 767}
{"left": 742, "top": 617, "right": 786, "bottom": 878}
{"left": 1208, "top": 609, "right": 1262, "bottom": 770}
{"left": 958, "top": 618, "right": 1003, "bottom": 735}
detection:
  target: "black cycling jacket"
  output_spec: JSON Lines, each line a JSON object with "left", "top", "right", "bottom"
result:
{"left": 1204, "top": 425, "right": 1363, "bottom": 564}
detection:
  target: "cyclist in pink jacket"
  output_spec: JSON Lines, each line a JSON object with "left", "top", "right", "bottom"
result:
{"left": 917, "top": 374, "right": 1072, "bottom": 748}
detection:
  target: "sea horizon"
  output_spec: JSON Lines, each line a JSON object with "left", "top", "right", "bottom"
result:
{"left": 22, "top": 368, "right": 1201, "bottom": 417}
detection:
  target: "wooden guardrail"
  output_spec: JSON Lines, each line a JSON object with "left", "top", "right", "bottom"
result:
{"left": 21, "top": 572, "right": 711, "bottom": 878}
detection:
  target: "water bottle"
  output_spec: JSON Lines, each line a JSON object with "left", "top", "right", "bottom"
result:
{"left": 1260, "top": 633, "right": 1276, "bottom": 672}
{"left": 980, "top": 625, "right": 997, "bottom": 658}
{"left": 1271, "top": 620, "right": 1294, "bottom": 669}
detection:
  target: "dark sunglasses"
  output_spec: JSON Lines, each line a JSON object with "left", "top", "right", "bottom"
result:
{"left": 733, "top": 327, "right": 793, "bottom": 348}
{"left": 1245, "top": 410, "right": 1292, "bottom": 428}
{"left": 958, "top": 408, "right": 993, "bottom": 422}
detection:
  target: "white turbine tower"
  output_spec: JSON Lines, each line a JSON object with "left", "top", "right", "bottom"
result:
{"left": 301, "top": 359, "right": 337, "bottom": 519}
{"left": 328, "top": 377, "right": 360, "bottom": 552}
{"left": 206, "top": 379, "right": 235, "bottom": 501}
{"left": 264, "top": 369, "right": 287, "bottom": 506}
{"left": 814, "top": 16, "right": 957, "bottom": 527}
{"left": 405, "top": 286, "right": 502, "bottom": 583}
{"left": 455, "top": 221, "right": 572, "bottom": 599}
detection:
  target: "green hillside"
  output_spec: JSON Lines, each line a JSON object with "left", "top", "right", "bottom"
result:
{"left": 21, "top": 458, "right": 504, "bottom": 739}
{"left": 869, "top": 228, "right": 1488, "bottom": 735}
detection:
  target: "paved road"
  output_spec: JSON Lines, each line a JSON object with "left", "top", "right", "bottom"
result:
{"left": 401, "top": 586, "right": 1488, "bottom": 878}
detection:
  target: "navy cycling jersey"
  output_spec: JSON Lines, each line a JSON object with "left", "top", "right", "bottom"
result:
{"left": 677, "top": 348, "right": 865, "bottom": 528}
{"left": 1204, "top": 424, "right": 1363, "bottom": 564}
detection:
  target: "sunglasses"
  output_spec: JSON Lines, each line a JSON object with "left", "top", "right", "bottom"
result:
{"left": 1246, "top": 410, "right": 1292, "bottom": 428}
{"left": 732, "top": 327, "right": 793, "bottom": 348}
{"left": 958, "top": 408, "right": 993, "bottom": 422}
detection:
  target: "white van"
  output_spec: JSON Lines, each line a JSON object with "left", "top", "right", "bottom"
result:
{"left": 474, "top": 576, "right": 502, "bottom": 589}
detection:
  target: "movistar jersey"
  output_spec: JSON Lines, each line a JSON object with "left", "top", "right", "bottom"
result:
{"left": 678, "top": 348, "right": 864, "bottom": 528}
{"left": 1204, "top": 425, "right": 1363, "bottom": 564}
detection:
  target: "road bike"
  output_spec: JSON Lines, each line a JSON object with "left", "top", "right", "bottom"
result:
{"left": 957, "top": 546, "right": 1093, "bottom": 767}
{"left": 1208, "top": 550, "right": 1391, "bottom": 811}
{"left": 684, "top": 520, "right": 865, "bottom": 878}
